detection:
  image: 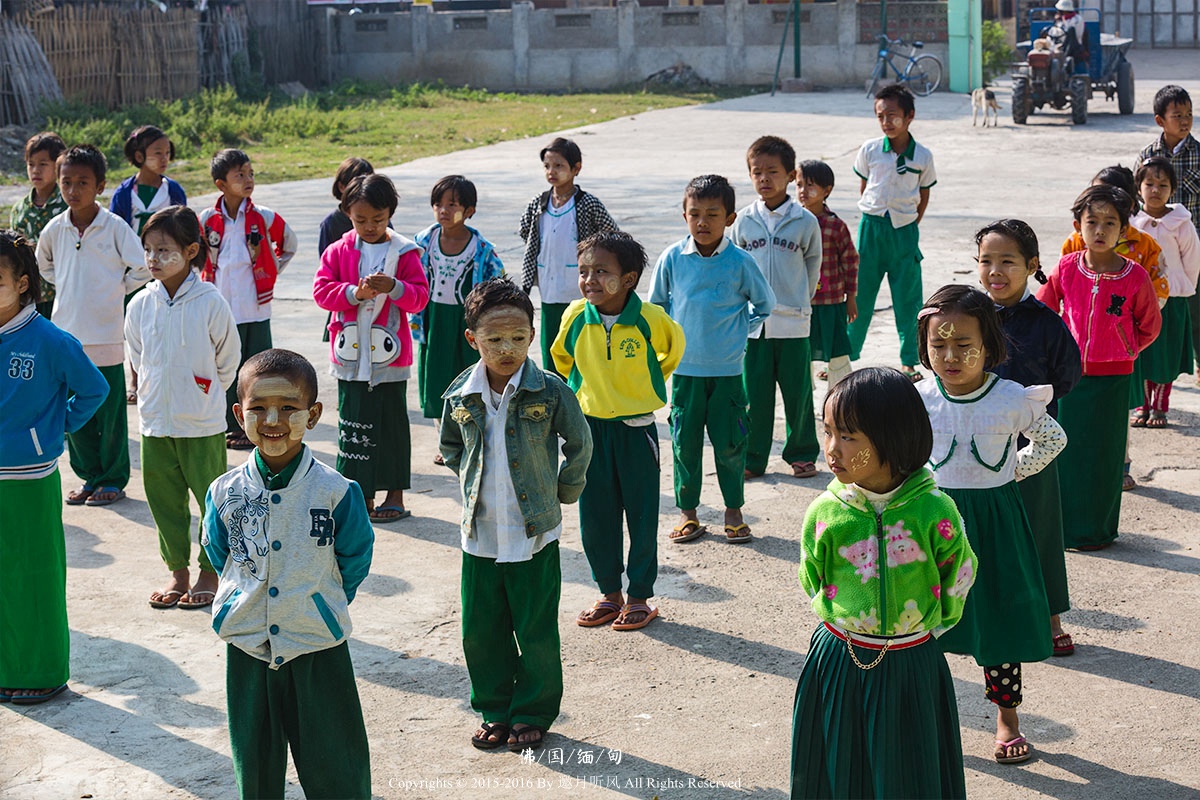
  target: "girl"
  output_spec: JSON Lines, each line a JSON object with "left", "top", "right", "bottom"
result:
{"left": 1131, "top": 157, "right": 1200, "bottom": 427}
{"left": 793, "top": 367, "right": 976, "bottom": 799}
{"left": 125, "top": 207, "right": 240, "bottom": 610}
{"left": 313, "top": 174, "right": 430, "bottom": 522}
{"left": 0, "top": 231, "right": 108, "bottom": 704}
{"left": 318, "top": 157, "right": 375, "bottom": 343}
{"left": 1039, "top": 185, "right": 1161, "bottom": 550}
{"left": 916, "top": 285, "right": 1068, "bottom": 765}
{"left": 978, "top": 219, "right": 1082, "bottom": 657}
{"left": 413, "top": 175, "right": 504, "bottom": 464}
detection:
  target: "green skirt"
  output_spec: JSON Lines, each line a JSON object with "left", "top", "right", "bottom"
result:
{"left": 418, "top": 302, "right": 478, "bottom": 419}
{"left": 809, "top": 303, "right": 852, "bottom": 362}
{"left": 1140, "top": 296, "right": 1194, "bottom": 385}
{"left": 1058, "top": 374, "right": 1128, "bottom": 549}
{"left": 790, "top": 624, "right": 966, "bottom": 800}
{"left": 937, "top": 483, "right": 1052, "bottom": 665}
{"left": 336, "top": 380, "right": 411, "bottom": 493}
{"left": 1018, "top": 460, "right": 1070, "bottom": 615}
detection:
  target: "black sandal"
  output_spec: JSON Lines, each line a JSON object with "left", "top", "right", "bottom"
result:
{"left": 507, "top": 724, "right": 547, "bottom": 752}
{"left": 471, "top": 722, "right": 510, "bottom": 750}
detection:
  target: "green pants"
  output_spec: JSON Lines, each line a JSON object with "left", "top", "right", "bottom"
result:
{"left": 337, "top": 380, "right": 411, "bottom": 494}
{"left": 142, "top": 434, "right": 226, "bottom": 573}
{"left": 226, "top": 320, "right": 273, "bottom": 434}
{"left": 540, "top": 302, "right": 570, "bottom": 376}
{"left": 670, "top": 375, "right": 748, "bottom": 510}
{"left": 848, "top": 214, "right": 923, "bottom": 366}
{"left": 743, "top": 337, "right": 819, "bottom": 473}
{"left": 579, "top": 418, "right": 661, "bottom": 599}
{"left": 0, "top": 471, "right": 69, "bottom": 688}
{"left": 226, "top": 642, "right": 370, "bottom": 800}
{"left": 461, "top": 543, "right": 562, "bottom": 729}
{"left": 67, "top": 363, "right": 130, "bottom": 490}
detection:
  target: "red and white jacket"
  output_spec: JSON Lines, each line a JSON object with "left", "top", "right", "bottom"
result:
{"left": 199, "top": 197, "right": 296, "bottom": 307}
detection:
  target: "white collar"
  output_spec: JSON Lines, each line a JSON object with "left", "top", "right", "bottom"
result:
{"left": 462, "top": 360, "right": 525, "bottom": 400}
{"left": 756, "top": 197, "right": 799, "bottom": 219}
{"left": 0, "top": 304, "right": 36, "bottom": 335}
{"left": 681, "top": 235, "right": 731, "bottom": 257}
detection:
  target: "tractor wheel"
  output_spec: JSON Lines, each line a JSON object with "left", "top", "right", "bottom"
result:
{"left": 1117, "top": 60, "right": 1135, "bottom": 115}
{"left": 1012, "top": 77, "right": 1031, "bottom": 124}
{"left": 1070, "top": 76, "right": 1088, "bottom": 124}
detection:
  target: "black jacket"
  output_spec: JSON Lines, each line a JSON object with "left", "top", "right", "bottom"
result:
{"left": 991, "top": 293, "right": 1082, "bottom": 420}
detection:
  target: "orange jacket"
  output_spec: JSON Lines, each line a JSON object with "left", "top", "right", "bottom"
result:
{"left": 1061, "top": 229, "right": 1169, "bottom": 304}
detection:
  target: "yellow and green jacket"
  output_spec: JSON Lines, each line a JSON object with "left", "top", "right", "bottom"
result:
{"left": 551, "top": 294, "right": 685, "bottom": 420}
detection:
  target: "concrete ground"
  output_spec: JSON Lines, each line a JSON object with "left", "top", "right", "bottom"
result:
{"left": 3, "top": 49, "right": 1200, "bottom": 800}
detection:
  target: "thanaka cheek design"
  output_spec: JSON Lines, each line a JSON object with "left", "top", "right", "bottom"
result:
{"left": 937, "top": 322, "right": 956, "bottom": 340}
{"left": 288, "top": 410, "right": 309, "bottom": 441}
{"left": 849, "top": 449, "right": 872, "bottom": 471}
{"left": 963, "top": 348, "right": 982, "bottom": 368}
{"left": 453, "top": 210, "right": 464, "bottom": 224}
{"left": 602, "top": 276, "right": 620, "bottom": 294}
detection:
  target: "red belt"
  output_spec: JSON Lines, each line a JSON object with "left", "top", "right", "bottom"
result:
{"left": 824, "top": 622, "right": 931, "bottom": 651}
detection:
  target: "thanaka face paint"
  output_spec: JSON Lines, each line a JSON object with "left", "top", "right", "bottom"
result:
{"left": 937, "top": 321, "right": 956, "bottom": 340}
{"left": 963, "top": 347, "right": 982, "bottom": 368}
{"left": 235, "top": 374, "right": 321, "bottom": 466}
{"left": 924, "top": 311, "right": 988, "bottom": 396}
{"left": 467, "top": 306, "right": 534, "bottom": 392}
{"left": 848, "top": 448, "right": 872, "bottom": 471}
{"left": 578, "top": 246, "right": 633, "bottom": 315}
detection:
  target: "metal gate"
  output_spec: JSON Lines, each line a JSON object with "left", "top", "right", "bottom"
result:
{"left": 1100, "top": 0, "right": 1199, "bottom": 47}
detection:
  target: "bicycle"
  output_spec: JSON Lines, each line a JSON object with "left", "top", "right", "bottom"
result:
{"left": 865, "top": 35, "right": 944, "bottom": 97}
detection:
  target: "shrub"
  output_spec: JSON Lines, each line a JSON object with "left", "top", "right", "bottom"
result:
{"left": 982, "top": 20, "right": 1015, "bottom": 83}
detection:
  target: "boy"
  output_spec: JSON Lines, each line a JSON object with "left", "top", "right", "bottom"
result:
{"left": 649, "top": 175, "right": 775, "bottom": 544}
{"left": 201, "top": 349, "right": 373, "bottom": 799}
{"left": 849, "top": 84, "right": 937, "bottom": 381}
{"left": 551, "top": 231, "right": 685, "bottom": 632}
{"left": 518, "top": 137, "right": 618, "bottom": 371}
{"left": 10, "top": 132, "right": 68, "bottom": 319}
{"left": 1137, "top": 84, "right": 1200, "bottom": 384}
{"left": 731, "top": 136, "right": 822, "bottom": 480}
{"left": 198, "top": 148, "right": 298, "bottom": 450}
{"left": 797, "top": 159, "right": 860, "bottom": 388}
{"left": 37, "top": 144, "right": 149, "bottom": 507}
{"left": 440, "top": 277, "right": 592, "bottom": 753}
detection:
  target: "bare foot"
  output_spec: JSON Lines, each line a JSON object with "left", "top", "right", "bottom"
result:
{"left": 149, "top": 568, "right": 190, "bottom": 608}
{"left": 670, "top": 509, "right": 705, "bottom": 542}
{"left": 615, "top": 596, "right": 650, "bottom": 626}
{"left": 995, "top": 707, "right": 1031, "bottom": 762}
{"left": 1050, "top": 614, "right": 1065, "bottom": 639}
{"left": 507, "top": 723, "right": 546, "bottom": 750}
{"left": 181, "top": 569, "right": 219, "bottom": 606}
{"left": 577, "top": 592, "right": 623, "bottom": 624}
{"left": 723, "top": 507, "right": 745, "bottom": 528}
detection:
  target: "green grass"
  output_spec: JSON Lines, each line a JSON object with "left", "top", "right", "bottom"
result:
{"left": 2, "top": 81, "right": 754, "bottom": 200}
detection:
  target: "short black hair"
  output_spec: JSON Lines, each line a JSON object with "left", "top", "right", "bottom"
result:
{"left": 1153, "top": 84, "right": 1192, "bottom": 118}
{"left": 875, "top": 83, "right": 916, "bottom": 116}
{"left": 975, "top": 218, "right": 1046, "bottom": 284}
{"left": 0, "top": 230, "right": 42, "bottom": 308}
{"left": 430, "top": 174, "right": 477, "bottom": 210}
{"left": 340, "top": 173, "right": 398, "bottom": 216}
{"left": 464, "top": 277, "right": 534, "bottom": 329}
{"left": 59, "top": 144, "right": 107, "bottom": 185}
{"left": 142, "top": 206, "right": 208, "bottom": 272}
{"left": 578, "top": 230, "right": 647, "bottom": 287}
{"left": 238, "top": 348, "right": 319, "bottom": 407}
{"left": 683, "top": 174, "right": 736, "bottom": 217}
{"left": 24, "top": 131, "right": 66, "bottom": 163}
{"left": 539, "top": 137, "right": 582, "bottom": 168}
{"left": 211, "top": 148, "right": 250, "bottom": 183}
{"left": 747, "top": 135, "right": 796, "bottom": 174}
{"left": 1093, "top": 164, "right": 1139, "bottom": 214}
{"left": 1072, "top": 184, "right": 1131, "bottom": 228}
{"left": 917, "top": 284, "right": 1009, "bottom": 371}
{"left": 332, "top": 156, "right": 373, "bottom": 200}
{"left": 124, "top": 125, "right": 174, "bottom": 167}
{"left": 798, "top": 159, "right": 835, "bottom": 190}
{"left": 825, "top": 367, "right": 932, "bottom": 480}
{"left": 1135, "top": 155, "right": 1178, "bottom": 194}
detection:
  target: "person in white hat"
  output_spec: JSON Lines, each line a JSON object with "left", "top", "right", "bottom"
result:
{"left": 1053, "top": 0, "right": 1087, "bottom": 62}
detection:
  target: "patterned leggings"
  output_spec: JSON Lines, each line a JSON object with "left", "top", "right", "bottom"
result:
{"left": 984, "top": 663, "right": 1022, "bottom": 709}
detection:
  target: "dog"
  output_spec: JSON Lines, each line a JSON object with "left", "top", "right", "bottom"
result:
{"left": 971, "top": 88, "right": 1001, "bottom": 127}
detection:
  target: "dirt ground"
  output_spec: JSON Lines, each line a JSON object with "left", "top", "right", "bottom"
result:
{"left": 3, "top": 50, "right": 1200, "bottom": 800}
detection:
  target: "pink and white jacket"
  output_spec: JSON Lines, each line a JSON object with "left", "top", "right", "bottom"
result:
{"left": 1037, "top": 250, "right": 1161, "bottom": 376}
{"left": 313, "top": 229, "right": 429, "bottom": 386}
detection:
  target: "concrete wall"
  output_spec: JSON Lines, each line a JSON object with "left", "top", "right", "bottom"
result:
{"left": 319, "top": 0, "right": 952, "bottom": 90}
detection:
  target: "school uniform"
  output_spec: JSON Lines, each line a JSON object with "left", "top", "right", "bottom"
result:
{"left": 9, "top": 185, "right": 68, "bottom": 318}
{"left": 110, "top": 174, "right": 187, "bottom": 235}
{"left": 1131, "top": 205, "right": 1200, "bottom": 391}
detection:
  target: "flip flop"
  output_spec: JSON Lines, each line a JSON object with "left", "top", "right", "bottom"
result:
{"left": 507, "top": 724, "right": 547, "bottom": 753}
{"left": 901, "top": 366, "right": 924, "bottom": 382}
{"left": 178, "top": 591, "right": 215, "bottom": 610}
{"left": 433, "top": 453, "right": 446, "bottom": 466}
{"left": 1130, "top": 407, "right": 1149, "bottom": 427}
{"left": 1147, "top": 411, "right": 1168, "bottom": 428}
{"left": 148, "top": 589, "right": 185, "bottom": 609}
{"left": 744, "top": 468, "right": 764, "bottom": 480}
{"left": 66, "top": 485, "right": 95, "bottom": 506}
{"left": 1052, "top": 632, "right": 1075, "bottom": 657}
{"left": 612, "top": 603, "right": 659, "bottom": 631}
{"left": 0, "top": 688, "right": 13, "bottom": 703}
{"left": 11, "top": 684, "right": 69, "bottom": 706}
{"left": 576, "top": 599, "right": 622, "bottom": 628}
{"left": 669, "top": 519, "right": 707, "bottom": 543}
{"left": 724, "top": 523, "right": 753, "bottom": 543}
{"left": 126, "top": 389, "right": 137, "bottom": 404}
{"left": 791, "top": 461, "right": 818, "bottom": 479}
{"left": 471, "top": 721, "right": 511, "bottom": 750}
{"left": 86, "top": 488, "right": 125, "bottom": 507}
{"left": 816, "top": 369, "right": 829, "bottom": 381}
{"left": 994, "top": 735, "right": 1033, "bottom": 764}
{"left": 369, "top": 505, "right": 412, "bottom": 523}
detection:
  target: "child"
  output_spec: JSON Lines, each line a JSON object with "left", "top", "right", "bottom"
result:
{"left": 1131, "top": 157, "right": 1200, "bottom": 427}
{"left": 848, "top": 84, "right": 937, "bottom": 381}
{"left": 318, "top": 157, "right": 375, "bottom": 343}
{"left": 201, "top": 349, "right": 373, "bottom": 799}
{"left": 0, "top": 231, "right": 108, "bottom": 705}
{"left": 36, "top": 144, "right": 150, "bottom": 507}
{"left": 649, "top": 175, "right": 775, "bottom": 543}
{"left": 110, "top": 125, "right": 187, "bottom": 236}
{"left": 9, "top": 132, "right": 67, "bottom": 319}
{"left": 518, "top": 137, "right": 618, "bottom": 370}
{"left": 551, "top": 231, "right": 685, "bottom": 632}
{"left": 439, "top": 278, "right": 592, "bottom": 752}
{"left": 1038, "top": 185, "right": 1162, "bottom": 550}
{"left": 198, "top": 148, "right": 298, "bottom": 450}
{"left": 414, "top": 175, "right": 505, "bottom": 437}
{"left": 126, "top": 207, "right": 240, "bottom": 610}
{"left": 731, "top": 136, "right": 822, "bottom": 480}
{"left": 916, "top": 284, "right": 1068, "bottom": 765}
{"left": 797, "top": 159, "right": 860, "bottom": 388}
{"left": 792, "top": 367, "right": 975, "bottom": 799}
{"left": 978, "top": 219, "right": 1082, "bottom": 657}
{"left": 1136, "top": 85, "right": 1200, "bottom": 385}
{"left": 313, "top": 174, "right": 429, "bottom": 522}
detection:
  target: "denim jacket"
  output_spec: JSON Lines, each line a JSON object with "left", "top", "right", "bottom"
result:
{"left": 439, "top": 357, "right": 592, "bottom": 538}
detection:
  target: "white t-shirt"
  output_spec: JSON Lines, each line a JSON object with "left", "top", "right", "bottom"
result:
{"left": 537, "top": 196, "right": 580, "bottom": 304}
{"left": 428, "top": 233, "right": 478, "bottom": 305}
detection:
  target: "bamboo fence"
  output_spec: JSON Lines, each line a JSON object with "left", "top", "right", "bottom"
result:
{"left": 0, "top": 16, "right": 63, "bottom": 126}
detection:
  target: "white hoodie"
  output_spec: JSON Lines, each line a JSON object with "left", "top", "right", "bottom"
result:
{"left": 125, "top": 271, "right": 240, "bottom": 438}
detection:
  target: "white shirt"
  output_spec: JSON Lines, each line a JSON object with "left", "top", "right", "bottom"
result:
{"left": 214, "top": 198, "right": 269, "bottom": 324}
{"left": 460, "top": 362, "right": 560, "bottom": 563}
{"left": 428, "top": 233, "right": 477, "bottom": 305}
{"left": 854, "top": 136, "right": 938, "bottom": 228}
{"left": 679, "top": 234, "right": 733, "bottom": 257}
{"left": 757, "top": 197, "right": 798, "bottom": 236}
{"left": 537, "top": 195, "right": 580, "bottom": 304}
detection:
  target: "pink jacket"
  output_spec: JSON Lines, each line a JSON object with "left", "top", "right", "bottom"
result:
{"left": 313, "top": 230, "right": 429, "bottom": 385}
{"left": 1036, "top": 250, "right": 1161, "bottom": 376}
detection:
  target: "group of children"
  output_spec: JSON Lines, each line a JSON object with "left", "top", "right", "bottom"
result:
{"left": 1, "top": 78, "right": 1197, "bottom": 799}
